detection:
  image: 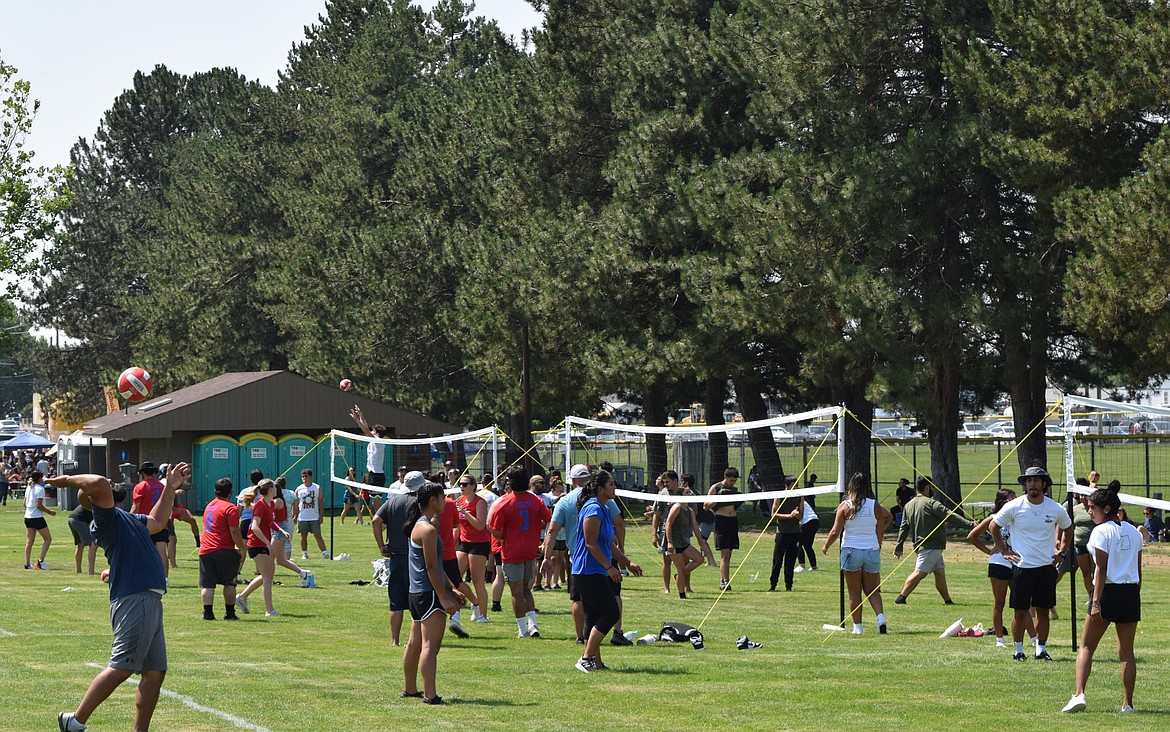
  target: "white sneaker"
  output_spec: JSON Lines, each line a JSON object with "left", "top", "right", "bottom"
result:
{"left": 448, "top": 619, "right": 469, "bottom": 639}
{"left": 301, "top": 552, "right": 308, "bottom": 559}
{"left": 474, "top": 614, "right": 490, "bottom": 623}
{"left": 322, "top": 550, "right": 331, "bottom": 559}
{"left": 265, "top": 610, "right": 281, "bottom": 617}
{"left": 1061, "top": 694, "right": 1086, "bottom": 713}
{"left": 517, "top": 627, "right": 530, "bottom": 638}
{"left": 995, "top": 638, "right": 1007, "bottom": 648}
{"left": 794, "top": 566, "right": 805, "bottom": 573}
{"left": 851, "top": 627, "right": 863, "bottom": 635}
{"left": 36, "top": 560, "right": 49, "bottom": 570}
{"left": 236, "top": 596, "right": 249, "bottom": 614}
{"left": 1121, "top": 705, "right": 1134, "bottom": 713}
{"left": 58, "top": 711, "right": 86, "bottom": 731}
{"left": 528, "top": 625, "right": 540, "bottom": 638}
{"left": 575, "top": 656, "right": 597, "bottom": 673}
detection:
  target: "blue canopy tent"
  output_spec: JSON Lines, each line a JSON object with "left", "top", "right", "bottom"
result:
{"left": 2, "top": 431, "right": 56, "bottom": 450}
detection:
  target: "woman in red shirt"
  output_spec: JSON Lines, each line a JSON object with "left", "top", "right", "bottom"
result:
{"left": 456, "top": 476, "right": 491, "bottom": 622}
{"left": 242, "top": 479, "right": 281, "bottom": 617}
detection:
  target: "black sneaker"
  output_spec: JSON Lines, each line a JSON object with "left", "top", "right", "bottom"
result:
{"left": 894, "top": 595, "right": 907, "bottom": 605}
{"left": 610, "top": 633, "right": 633, "bottom": 646}
{"left": 491, "top": 602, "right": 502, "bottom": 613}
{"left": 576, "top": 637, "right": 585, "bottom": 645}
{"left": 202, "top": 614, "right": 216, "bottom": 621}
{"left": 223, "top": 614, "right": 239, "bottom": 621}
{"left": 944, "top": 599, "right": 955, "bottom": 605}
{"left": 736, "top": 635, "right": 763, "bottom": 650}
{"left": 421, "top": 695, "right": 444, "bottom": 705}
{"left": 878, "top": 622, "right": 888, "bottom": 634}
{"left": 1035, "top": 650, "right": 1054, "bottom": 662}
{"left": 1012, "top": 652, "right": 1027, "bottom": 661}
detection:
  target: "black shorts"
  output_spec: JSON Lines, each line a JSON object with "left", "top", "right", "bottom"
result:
{"left": 24, "top": 516, "right": 48, "bottom": 531}
{"left": 568, "top": 573, "right": 620, "bottom": 599}
{"left": 409, "top": 589, "right": 444, "bottom": 622}
{"left": 151, "top": 528, "right": 170, "bottom": 544}
{"left": 247, "top": 546, "right": 270, "bottom": 559}
{"left": 458, "top": 541, "right": 491, "bottom": 557}
{"left": 988, "top": 564, "right": 1013, "bottom": 581}
{"left": 1010, "top": 565, "right": 1058, "bottom": 610}
{"left": 365, "top": 472, "right": 386, "bottom": 488}
{"left": 387, "top": 554, "right": 409, "bottom": 612}
{"left": 714, "top": 514, "right": 740, "bottom": 551}
{"left": 492, "top": 551, "right": 503, "bottom": 564}
{"left": 199, "top": 550, "right": 241, "bottom": 588}
{"left": 554, "top": 539, "right": 568, "bottom": 552}
{"left": 1100, "top": 583, "right": 1140, "bottom": 624}
{"left": 443, "top": 557, "right": 461, "bottom": 586}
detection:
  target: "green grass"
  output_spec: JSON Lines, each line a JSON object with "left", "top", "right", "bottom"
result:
{"left": 2, "top": 504, "right": 1168, "bottom": 731}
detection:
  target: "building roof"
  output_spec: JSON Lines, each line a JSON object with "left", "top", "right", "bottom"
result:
{"left": 83, "top": 371, "right": 460, "bottom": 439}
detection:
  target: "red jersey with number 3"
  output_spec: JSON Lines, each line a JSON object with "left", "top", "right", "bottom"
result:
{"left": 488, "top": 490, "right": 551, "bottom": 563}
{"left": 200, "top": 498, "right": 240, "bottom": 554}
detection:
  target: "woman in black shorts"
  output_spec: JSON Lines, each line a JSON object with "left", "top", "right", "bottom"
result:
{"left": 455, "top": 475, "right": 491, "bottom": 622}
{"left": 1062, "top": 481, "right": 1144, "bottom": 714}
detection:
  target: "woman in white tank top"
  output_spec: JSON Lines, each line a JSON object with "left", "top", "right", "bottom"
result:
{"left": 823, "top": 473, "right": 893, "bottom": 634}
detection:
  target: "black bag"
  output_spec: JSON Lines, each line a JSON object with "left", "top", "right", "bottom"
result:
{"left": 659, "top": 622, "right": 704, "bottom": 649}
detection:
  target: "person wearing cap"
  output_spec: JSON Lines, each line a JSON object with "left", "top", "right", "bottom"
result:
{"left": 892, "top": 477, "right": 974, "bottom": 605}
{"left": 295, "top": 469, "right": 330, "bottom": 560}
{"left": 388, "top": 466, "right": 409, "bottom": 493}
{"left": 489, "top": 465, "right": 552, "bottom": 638}
{"left": 131, "top": 462, "right": 172, "bottom": 577}
{"left": 373, "top": 470, "right": 427, "bottom": 645}
{"left": 991, "top": 465, "right": 1073, "bottom": 661}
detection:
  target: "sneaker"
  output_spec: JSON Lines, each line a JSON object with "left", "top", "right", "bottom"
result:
{"left": 421, "top": 696, "right": 444, "bottom": 705}
{"left": 265, "top": 610, "right": 281, "bottom": 617}
{"left": 809, "top": 566, "right": 819, "bottom": 571}
{"left": 474, "top": 614, "right": 490, "bottom": 623}
{"left": 449, "top": 620, "right": 470, "bottom": 639}
{"left": 575, "top": 656, "right": 597, "bottom": 673}
{"left": 736, "top": 635, "right": 763, "bottom": 650}
{"left": 995, "top": 638, "right": 1007, "bottom": 648}
{"left": 944, "top": 599, "right": 955, "bottom": 605}
{"left": 202, "top": 614, "right": 216, "bottom": 621}
{"left": 533, "top": 584, "right": 545, "bottom": 591}
{"left": 517, "top": 627, "right": 530, "bottom": 638}
{"left": 794, "top": 566, "right": 806, "bottom": 573}
{"left": 529, "top": 626, "right": 540, "bottom": 638}
{"left": 851, "top": 627, "right": 863, "bottom": 635}
{"left": 610, "top": 633, "right": 633, "bottom": 646}
{"left": 301, "top": 552, "right": 308, "bottom": 559}
{"left": 236, "top": 596, "right": 249, "bottom": 614}
{"left": 58, "top": 712, "right": 85, "bottom": 731}
{"left": 223, "top": 613, "right": 239, "bottom": 621}
{"left": 719, "top": 579, "right": 731, "bottom": 591}
{"left": 322, "top": 551, "right": 331, "bottom": 559}
{"left": 894, "top": 595, "right": 907, "bottom": 604}
{"left": 576, "top": 637, "right": 585, "bottom": 645}
{"left": 878, "top": 622, "right": 888, "bottom": 635}
{"left": 1121, "top": 705, "right": 1134, "bottom": 713}
{"left": 300, "top": 571, "right": 315, "bottom": 588}
{"left": 1035, "top": 650, "right": 1054, "bottom": 662}
{"left": 24, "top": 565, "right": 32, "bottom": 570}
{"left": 1061, "top": 694, "right": 1086, "bottom": 713}
{"left": 1012, "top": 652, "right": 1027, "bottom": 661}
{"left": 36, "top": 560, "right": 48, "bottom": 570}
{"left": 491, "top": 602, "right": 502, "bottom": 613}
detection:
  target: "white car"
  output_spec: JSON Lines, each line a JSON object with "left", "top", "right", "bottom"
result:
{"left": 959, "top": 423, "right": 993, "bottom": 439}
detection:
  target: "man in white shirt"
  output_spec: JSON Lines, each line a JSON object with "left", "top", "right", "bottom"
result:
{"left": 296, "top": 469, "right": 330, "bottom": 559}
{"left": 991, "top": 466, "right": 1072, "bottom": 661}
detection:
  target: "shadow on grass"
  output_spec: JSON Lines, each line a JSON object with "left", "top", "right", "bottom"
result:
{"left": 605, "top": 666, "right": 694, "bottom": 675}
{"left": 440, "top": 698, "right": 535, "bottom": 707}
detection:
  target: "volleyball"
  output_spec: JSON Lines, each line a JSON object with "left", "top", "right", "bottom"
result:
{"left": 117, "top": 367, "right": 153, "bottom": 403}
{"left": 339, "top": 378, "right": 354, "bottom": 392}
{"left": 101, "top": 569, "right": 110, "bottom": 583}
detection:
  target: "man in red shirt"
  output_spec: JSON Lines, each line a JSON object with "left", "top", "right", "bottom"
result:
{"left": 132, "top": 462, "right": 172, "bottom": 576}
{"left": 199, "top": 478, "right": 247, "bottom": 620}
{"left": 488, "top": 465, "right": 551, "bottom": 638}
{"left": 437, "top": 493, "right": 475, "bottom": 639}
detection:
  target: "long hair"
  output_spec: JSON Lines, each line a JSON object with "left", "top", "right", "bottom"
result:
{"left": 1088, "top": 480, "right": 1122, "bottom": 519}
{"left": 403, "top": 482, "right": 446, "bottom": 538}
{"left": 256, "top": 478, "right": 274, "bottom": 498}
{"left": 993, "top": 488, "right": 1016, "bottom": 513}
{"left": 845, "top": 472, "right": 869, "bottom": 520}
{"left": 579, "top": 470, "right": 612, "bottom": 510}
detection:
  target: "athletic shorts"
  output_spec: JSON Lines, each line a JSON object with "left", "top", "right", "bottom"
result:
{"left": 387, "top": 554, "right": 409, "bottom": 612}
{"left": 987, "top": 563, "right": 1013, "bottom": 581}
{"left": 668, "top": 543, "right": 692, "bottom": 556}
{"left": 568, "top": 573, "right": 620, "bottom": 599}
{"left": 247, "top": 546, "right": 270, "bottom": 559}
{"left": 554, "top": 539, "right": 568, "bottom": 552}
{"left": 68, "top": 517, "right": 95, "bottom": 545}
{"left": 698, "top": 521, "right": 714, "bottom": 541}
{"left": 714, "top": 514, "right": 740, "bottom": 550}
{"left": 409, "top": 589, "right": 445, "bottom": 622}
{"left": 458, "top": 541, "right": 491, "bottom": 557}
{"left": 491, "top": 551, "right": 503, "bottom": 565}
{"left": 109, "top": 591, "right": 167, "bottom": 673}
{"left": 914, "top": 548, "right": 945, "bottom": 574}
{"left": 171, "top": 505, "right": 191, "bottom": 522}
{"left": 365, "top": 472, "right": 386, "bottom": 488}
{"left": 151, "top": 528, "right": 170, "bottom": 544}
{"left": 840, "top": 547, "right": 881, "bottom": 573}
{"left": 298, "top": 519, "right": 321, "bottom": 535}
{"left": 199, "top": 549, "right": 241, "bottom": 588}
{"left": 1010, "top": 565, "right": 1058, "bottom": 610}
{"left": 24, "top": 516, "right": 48, "bottom": 531}
{"left": 443, "top": 558, "right": 462, "bottom": 587}
{"left": 502, "top": 559, "right": 537, "bottom": 583}
{"left": 343, "top": 492, "right": 359, "bottom": 505}
{"left": 1100, "top": 583, "right": 1140, "bottom": 624}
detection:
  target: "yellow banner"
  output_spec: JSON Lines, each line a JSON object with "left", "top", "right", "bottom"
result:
{"left": 103, "top": 386, "right": 120, "bottom": 415}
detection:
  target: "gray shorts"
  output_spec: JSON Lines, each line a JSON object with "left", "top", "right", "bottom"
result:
{"left": 914, "top": 548, "right": 945, "bottom": 574}
{"left": 298, "top": 519, "right": 321, "bottom": 534}
{"left": 502, "top": 559, "right": 537, "bottom": 583}
{"left": 68, "top": 517, "right": 95, "bottom": 546}
{"left": 109, "top": 591, "right": 167, "bottom": 673}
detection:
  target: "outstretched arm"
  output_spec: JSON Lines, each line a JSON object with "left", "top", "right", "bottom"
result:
{"left": 46, "top": 473, "right": 115, "bottom": 509}
{"left": 349, "top": 405, "right": 373, "bottom": 436}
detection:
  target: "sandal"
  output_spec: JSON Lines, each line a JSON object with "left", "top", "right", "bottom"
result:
{"left": 401, "top": 691, "right": 423, "bottom": 699}
{"left": 422, "top": 695, "right": 444, "bottom": 705}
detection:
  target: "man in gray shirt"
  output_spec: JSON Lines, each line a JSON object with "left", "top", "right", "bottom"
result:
{"left": 372, "top": 471, "right": 425, "bottom": 646}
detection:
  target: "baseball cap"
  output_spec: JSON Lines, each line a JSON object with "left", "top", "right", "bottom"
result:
{"left": 403, "top": 470, "right": 426, "bottom": 492}
{"left": 569, "top": 464, "right": 592, "bottom": 480}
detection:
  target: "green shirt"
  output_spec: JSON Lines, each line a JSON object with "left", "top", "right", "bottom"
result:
{"left": 895, "top": 495, "right": 974, "bottom": 553}
{"left": 1072, "top": 503, "right": 1093, "bottom": 548}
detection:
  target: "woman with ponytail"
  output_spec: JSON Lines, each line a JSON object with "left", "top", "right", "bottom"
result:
{"left": 402, "top": 482, "right": 465, "bottom": 705}
{"left": 967, "top": 488, "right": 1034, "bottom": 648}
{"left": 822, "top": 472, "right": 892, "bottom": 634}
{"left": 1062, "top": 480, "right": 1143, "bottom": 714}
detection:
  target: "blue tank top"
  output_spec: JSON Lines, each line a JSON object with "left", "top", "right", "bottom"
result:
{"left": 408, "top": 515, "right": 443, "bottom": 593}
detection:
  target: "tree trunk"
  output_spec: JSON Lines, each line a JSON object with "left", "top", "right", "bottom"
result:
{"left": 733, "top": 375, "right": 785, "bottom": 493}
{"left": 1011, "top": 323, "right": 1051, "bottom": 472}
{"left": 705, "top": 377, "right": 728, "bottom": 486}
{"left": 831, "top": 380, "right": 873, "bottom": 494}
{"left": 925, "top": 347, "right": 963, "bottom": 511}
{"left": 644, "top": 383, "right": 668, "bottom": 482}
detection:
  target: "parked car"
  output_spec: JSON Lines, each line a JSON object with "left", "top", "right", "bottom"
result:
{"left": 959, "top": 423, "right": 993, "bottom": 439}
{"left": 989, "top": 425, "right": 1015, "bottom": 439}
{"left": 771, "top": 426, "right": 795, "bottom": 444}
{"left": 875, "top": 427, "right": 912, "bottom": 439}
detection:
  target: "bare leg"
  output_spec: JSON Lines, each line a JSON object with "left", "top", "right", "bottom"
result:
{"left": 1074, "top": 613, "right": 1110, "bottom": 695}
{"left": 73, "top": 666, "right": 135, "bottom": 724}
{"left": 25, "top": 527, "right": 35, "bottom": 566}
{"left": 899, "top": 570, "right": 927, "bottom": 599}
{"left": 862, "top": 571, "right": 884, "bottom": 616}
{"left": 844, "top": 570, "right": 864, "bottom": 623}
{"left": 390, "top": 609, "right": 404, "bottom": 646}
{"left": 932, "top": 569, "right": 952, "bottom": 602}
{"left": 719, "top": 548, "right": 732, "bottom": 585}
{"left": 419, "top": 612, "right": 447, "bottom": 699}
{"left": 1116, "top": 621, "right": 1138, "bottom": 707}
{"left": 403, "top": 620, "right": 423, "bottom": 694}
{"left": 154, "top": 542, "right": 169, "bottom": 578}
{"left": 134, "top": 669, "right": 166, "bottom": 731}
{"left": 75, "top": 542, "right": 84, "bottom": 573}
{"left": 87, "top": 542, "right": 97, "bottom": 575}
{"left": 37, "top": 527, "right": 52, "bottom": 563}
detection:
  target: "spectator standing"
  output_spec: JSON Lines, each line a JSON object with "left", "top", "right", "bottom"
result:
{"left": 893, "top": 478, "right": 974, "bottom": 605}
{"left": 24, "top": 470, "right": 55, "bottom": 569}
{"left": 198, "top": 477, "right": 247, "bottom": 620}
{"left": 488, "top": 465, "right": 552, "bottom": 638}
{"left": 373, "top": 471, "right": 426, "bottom": 645}
{"left": 769, "top": 475, "right": 804, "bottom": 592}
{"left": 296, "top": 468, "right": 330, "bottom": 559}
{"left": 706, "top": 467, "right": 743, "bottom": 591}
{"left": 68, "top": 499, "right": 98, "bottom": 575}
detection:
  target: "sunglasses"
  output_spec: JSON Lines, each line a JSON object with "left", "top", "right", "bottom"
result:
{"left": 459, "top": 481, "right": 475, "bottom": 487}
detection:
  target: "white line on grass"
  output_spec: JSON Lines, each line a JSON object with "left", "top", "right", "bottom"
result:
{"left": 0, "top": 628, "right": 15, "bottom": 637}
{"left": 84, "top": 664, "right": 272, "bottom": 732}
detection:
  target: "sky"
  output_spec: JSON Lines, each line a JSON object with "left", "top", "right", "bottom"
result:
{"left": 2, "top": 0, "right": 543, "bottom": 171}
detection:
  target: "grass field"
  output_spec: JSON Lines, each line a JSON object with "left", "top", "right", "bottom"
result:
{"left": 1, "top": 502, "right": 1167, "bottom": 731}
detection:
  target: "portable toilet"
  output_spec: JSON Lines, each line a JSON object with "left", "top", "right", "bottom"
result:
{"left": 277, "top": 433, "right": 320, "bottom": 484}
{"left": 239, "top": 432, "right": 278, "bottom": 487}
{"left": 192, "top": 435, "right": 240, "bottom": 507}
{"left": 317, "top": 432, "right": 358, "bottom": 510}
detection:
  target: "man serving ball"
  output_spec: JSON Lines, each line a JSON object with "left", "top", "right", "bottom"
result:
{"left": 47, "top": 463, "right": 191, "bottom": 732}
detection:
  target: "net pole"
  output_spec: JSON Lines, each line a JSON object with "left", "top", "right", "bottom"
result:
{"left": 329, "top": 431, "right": 336, "bottom": 560}
{"left": 564, "top": 420, "right": 571, "bottom": 476}
{"left": 492, "top": 426, "right": 499, "bottom": 486}
{"left": 838, "top": 405, "right": 847, "bottom": 623}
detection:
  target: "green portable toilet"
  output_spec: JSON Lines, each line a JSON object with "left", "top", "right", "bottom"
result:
{"left": 277, "top": 433, "right": 320, "bottom": 484}
{"left": 192, "top": 435, "right": 240, "bottom": 507}
{"left": 239, "top": 432, "right": 278, "bottom": 487}
{"left": 317, "top": 432, "right": 358, "bottom": 511}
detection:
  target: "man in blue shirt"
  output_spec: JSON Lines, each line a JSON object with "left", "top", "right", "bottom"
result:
{"left": 49, "top": 463, "right": 190, "bottom": 732}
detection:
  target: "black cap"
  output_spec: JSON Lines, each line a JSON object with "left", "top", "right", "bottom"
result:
{"left": 139, "top": 461, "right": 158, "bottom": 475}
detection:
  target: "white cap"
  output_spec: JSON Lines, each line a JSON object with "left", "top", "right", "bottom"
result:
{"left": 569, "top": 464, "right": 592, "bottom": 480}
{"left": 403, "top": 471, "right": 426, "bottom": 492}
